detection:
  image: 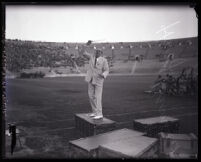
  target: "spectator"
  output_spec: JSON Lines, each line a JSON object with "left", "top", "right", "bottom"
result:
{"left": 151, "top": 75, "right": 163, "bottom": 93}
{"left": 186, "top": 67, "right": 196, "bottom": 95}
{"left": 166, "top": 74, "right": 177, "bottom": 95}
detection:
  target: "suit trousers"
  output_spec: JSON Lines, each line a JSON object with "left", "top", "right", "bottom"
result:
{"left": 88, "top": 82, "right": 103, "bottom": 116}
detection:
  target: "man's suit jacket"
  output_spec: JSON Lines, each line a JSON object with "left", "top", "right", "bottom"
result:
{"left": 84, "top": 53, "right": 109, "bottom": 86}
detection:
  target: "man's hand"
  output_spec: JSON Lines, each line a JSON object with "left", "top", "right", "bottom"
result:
{"left": 82, "top": 49, "right": 91, "bottom": 59}
{"left": 99, "top": 73, "right": 105, "bottom": 78}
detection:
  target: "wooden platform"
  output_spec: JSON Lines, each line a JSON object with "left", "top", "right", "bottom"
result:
{"left": 75, "top": 113, "right": 116, "bottom": 137}
{"left": 69, "top": 128, "right": 145, "bottom": 158}
{"left": 133, "top": 116, "right": 180, "bottom": 137}
{"left": 158, "top": 132, "right": 198, "bottom": 158}
{"left": 98, "top": 135, "right": 158, "bottom": 158}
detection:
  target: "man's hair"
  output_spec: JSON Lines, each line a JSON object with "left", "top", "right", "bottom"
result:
{"left": 95, "top": 49, "right": 103, "bottom": 54}
{"left": 86, "top": 40, "right": 92, "bottom": 46}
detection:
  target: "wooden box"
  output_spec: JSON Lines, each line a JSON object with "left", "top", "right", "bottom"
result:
{"left": 98, "top": 135, "right": 158, "bottom": 159}
{"left": 75, "top": 113, "right": 116, "bottom": 137}
{"left": 133, "top": 116, "right": 179, "bottom": 137}
{"left": 69, "top": 128, "right": 145, "bottom": 158}
{"left": 159, "top": 132, "right": 198, "bottom": 159}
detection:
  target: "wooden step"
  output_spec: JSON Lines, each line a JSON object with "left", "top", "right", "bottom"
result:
{"left": 133, "top": 116, "right": 180, "bottom": 137}
{"left": 69, "top": 128, "right": 145, "bottom": 158}
{"left": 75, "top": 113, "right": 116, "bottom": 137}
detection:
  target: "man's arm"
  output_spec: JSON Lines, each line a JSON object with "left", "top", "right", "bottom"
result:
{"left": 83, "top": 51, "right": 92, "bottom": 58}
{"left": 102, "top": 58, "right": 109, "bottom": 79}
{"left": 80, "top": 45, "right": 92, "bottom": 59}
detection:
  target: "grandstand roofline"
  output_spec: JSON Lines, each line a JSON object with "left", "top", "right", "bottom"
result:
{"left": 5, "top": 36, "right": 197, "bottom": 44}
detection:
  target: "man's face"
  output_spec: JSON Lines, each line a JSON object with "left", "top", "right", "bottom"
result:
{"left": 95, "top": 50, "right": 101, "bottom": 58}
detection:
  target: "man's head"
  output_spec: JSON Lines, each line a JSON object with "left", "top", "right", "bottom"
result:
{"left": 86, "top": 40, "right": 92, "bottom": 46}
{"left": 95, "top": 49, "right": 103, "bottom": 58}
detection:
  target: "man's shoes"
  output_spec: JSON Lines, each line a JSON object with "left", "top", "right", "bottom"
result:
{"left": 93, "top": 115, "right": 103, "bottom": 119}
{"left": 89, "top": 113, "right": 96, "bottom": 117}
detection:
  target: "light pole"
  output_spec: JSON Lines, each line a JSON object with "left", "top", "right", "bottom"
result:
{"left": 111, "top": 45, "right": 115, "bottom": 60}
{"left": 128, "top": 45, "right": 133, "bottom": 60}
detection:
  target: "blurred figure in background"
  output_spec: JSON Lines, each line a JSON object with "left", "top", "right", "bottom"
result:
{"left": 151, "top": 75, "right": 164, "bottom": 93}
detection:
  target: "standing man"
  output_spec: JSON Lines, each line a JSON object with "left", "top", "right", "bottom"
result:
{"left": 82, "top": 48, "right": 109, "bottom": 119}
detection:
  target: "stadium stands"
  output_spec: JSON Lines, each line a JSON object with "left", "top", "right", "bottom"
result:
{"left": 5, "top": 37, "right": 197, "bottom": 76}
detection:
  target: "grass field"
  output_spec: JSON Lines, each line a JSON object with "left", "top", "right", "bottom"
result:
{"left": 5, "top": 75, "right": 198, "bottom": 158}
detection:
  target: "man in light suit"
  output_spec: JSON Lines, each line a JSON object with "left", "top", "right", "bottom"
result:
{"left": 82, "top": 49, "right": 109, "bottom": 119}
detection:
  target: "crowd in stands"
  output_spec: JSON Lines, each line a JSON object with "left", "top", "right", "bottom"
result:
{"left": 5, "top": 41, "right": 87, "bottom": 72}
{"left": 5, "top": 38, "right": 197, "bottom": 73}
{"left": 151, "top": 67, "right": 198, "bottom": 96}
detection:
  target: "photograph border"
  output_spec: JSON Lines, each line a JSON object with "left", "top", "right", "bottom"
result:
{"left": 1, "top": 0, "right": 199, "bottom": 160}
